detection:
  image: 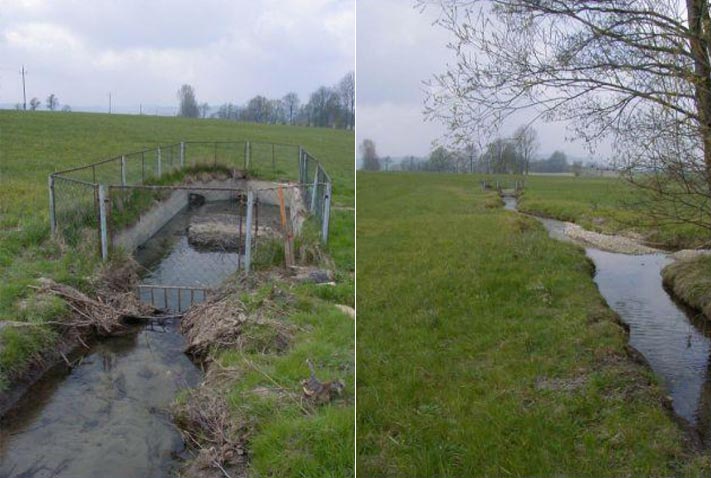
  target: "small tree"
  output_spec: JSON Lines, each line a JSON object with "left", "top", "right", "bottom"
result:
{"left": 283, "top": 92, "right": 300, "bottom": 125}
{"left": 199, "top": 102, "right": 210, "bottom": 118}
{"left": 338, "top": 71, "right": 355, "bottom": 130}
{"left": 360, "top": 139, "right": 381, "bottom": 171}
{"left": 512, "top": 126, "right": 538, "bottom": 176}
{"left": 46, "top": 94, "right": 58, "bottom": 111}
{"left": 177, "top": 84, "right": 199, "bottom": 118}
{"left": 29, "top": 97, "right": 40, "bottom": 111}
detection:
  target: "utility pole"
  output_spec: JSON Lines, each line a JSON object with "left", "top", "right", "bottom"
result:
{"left": 20, "top": 65, "right": 26, "bottom": 111}
{"left": 108, "top": 92, "right": 112, "bottom": 114}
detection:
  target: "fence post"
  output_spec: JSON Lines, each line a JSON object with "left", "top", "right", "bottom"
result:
{"left": 121, "top": 155, "right": 126, "bottom": 186}
{"left": 157, "top": 147, "right": 162, "bottom": 177}
{"left": 244, "top": 190, "right": 254, "bottom": 273}
{"left": 245, "top": 141, "right": 251, "bottom": 169}
{"left": 310, "top": 167, "right": 319, "bottom": 211}
{"left": 98, "top": 185, "right": 109, "bottom": 261}
{"left": 298, "top": 147, "right": 304, "bottom": 183}
{"left": 48, "top": 175, "right": 56, "bottom": 234}
{"left": 321, "top": 182, "right": 331, "bottom": 243}
{"left": 180, "top": 141, "right": 185, "bottom": 169}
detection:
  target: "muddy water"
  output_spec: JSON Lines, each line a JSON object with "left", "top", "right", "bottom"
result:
{"left": 0, "top": 200, "right": 280, "bottom": 477}
{"left": 0, "top": 326, "right": 201, "bottom": 478}
{"left": 506, "top": 197, "right": 711, "bottom": 437}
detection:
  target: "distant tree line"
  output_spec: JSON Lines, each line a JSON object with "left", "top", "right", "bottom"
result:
{"left": 177, "top": 72, "right": 355, "bottom": 129}
{"left": 361, "top": 127, "right": 589, "bottom": 175}
{"left": 14, "top": 93, "right": 70, "bottom": 112}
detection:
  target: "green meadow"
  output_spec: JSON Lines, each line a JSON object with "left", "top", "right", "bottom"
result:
{"left": 356, "top": 172, "right": 709, "bottom": 477}
{"left": 0, "top": 110, "right": 354, "bottom": 475}
{"left": 518, "top": 175, "right": 710, "bottom": 249}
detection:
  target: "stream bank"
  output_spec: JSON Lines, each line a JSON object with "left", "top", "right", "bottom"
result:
{"left": 0, "top": 199, "right": 257, "bottom": 477}
{"left": 505, "top": 194, "right": 711, "bottom": 443}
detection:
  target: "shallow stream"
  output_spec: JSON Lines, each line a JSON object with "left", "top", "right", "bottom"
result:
{"left": 0, "top": 199, "right": 274, "bottom": 477}
{"left": 506, "top": 195, "right": 711, "bottom": 439}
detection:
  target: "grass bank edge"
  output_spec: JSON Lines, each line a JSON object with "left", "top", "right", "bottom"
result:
{"left": 515, "top": 175, "right": 711, "bottom": 250}
{"left": 663, "top": 255, "right": 711, "bottom": 321}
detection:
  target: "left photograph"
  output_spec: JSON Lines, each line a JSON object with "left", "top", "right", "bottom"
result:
{"left": 0, "top": 1, "right": 355, "bottom": 477}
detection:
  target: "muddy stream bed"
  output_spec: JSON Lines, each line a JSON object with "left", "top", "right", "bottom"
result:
{"left": 0, "top": 200, "right": 281, "bottom": 477}
{"left": 504, "top": 195, "right": 711, "bottom": 441}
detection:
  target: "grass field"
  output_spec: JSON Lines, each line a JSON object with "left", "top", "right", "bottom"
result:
{"left": 517, "top": 175, "right": 710, "bottom": 249}
{"left": 357, "top": 172, "right": 709, "bottom": 477}
{"left": 0, "top": 110, "right": 354, "bottom": 475}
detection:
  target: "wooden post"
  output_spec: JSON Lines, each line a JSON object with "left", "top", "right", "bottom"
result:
{"left": 48, "top": 175, "right": 56, "bottom": 234}
{"left": 98, "top": 184, "right": 109, "bottom": 261}
{"left": 244, "top": 190, "right": 254, "bottom": 273}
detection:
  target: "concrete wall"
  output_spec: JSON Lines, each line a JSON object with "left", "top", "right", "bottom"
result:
{"left": 111, "top": 179, "right": 307, "bottom": 254}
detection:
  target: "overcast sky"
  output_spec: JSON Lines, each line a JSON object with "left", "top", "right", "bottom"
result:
{"left": 0, "top": 0, "right": 354, "bottom": 113}
{"left": 356, "top": 0, "right": 608, "bottom": 161}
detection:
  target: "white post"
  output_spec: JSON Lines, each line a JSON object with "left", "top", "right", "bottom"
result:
{"left": 180, "top": 141, "right": 185, "bottom": 168}
{"left": 321, "top": 182, "right": 331, "bottom": 243}
{"left": 245, "top": 141, "right": 251, "bottom": 169}
{"left": 310, "top": 167, "right": 319, "bottom": 211}
{"left": 48, "top": 175, "right": 56, "bottom": 234}
{"left": 244, "top": 190, "right": 254, "bottom": 273}
{"left": 157, "top": 147, "right": 162, "bottom": 177}
{"left": 98, "top": 185, "right": 109, "bottom": 261}
{"left": 121, "top": 155, "right": 126, "bottom": 186}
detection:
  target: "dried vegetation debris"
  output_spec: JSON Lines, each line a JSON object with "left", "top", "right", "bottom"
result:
{"left": 173, "top": 381, "right": 249, "bottom": 477}
{"left": 301, "top": 358, "right": 345, "bottom": 405}
{"left": 180, "top": 283, "right": 296, "bottom": 361}
{"left": 31, "top": 258, "right": 154, "bottom": 336}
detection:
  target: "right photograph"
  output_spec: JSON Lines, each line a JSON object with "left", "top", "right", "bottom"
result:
{"left": 357, "top": 1, "right": 711, "bottom": 477}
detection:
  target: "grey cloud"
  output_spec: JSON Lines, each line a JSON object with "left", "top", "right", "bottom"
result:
{"left": 0, "top": 0, "right": 354, "bottom": 110}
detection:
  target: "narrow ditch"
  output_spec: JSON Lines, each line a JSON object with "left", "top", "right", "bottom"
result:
{"left": 504, "top": 194, "right": 711, "bottom": 444}
{"left": 0, "top": 198, "right": 282, "bottom": 477}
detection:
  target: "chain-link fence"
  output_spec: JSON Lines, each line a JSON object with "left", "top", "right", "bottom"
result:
{"left": 49, "top": 141, "right": 332, "bottom": 301}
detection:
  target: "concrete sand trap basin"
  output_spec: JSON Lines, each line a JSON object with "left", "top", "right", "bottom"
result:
{"left": 187, "top": 213, "right": 279, "bottom": 251}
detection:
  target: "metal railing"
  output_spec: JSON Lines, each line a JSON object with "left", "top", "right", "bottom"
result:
{"left": 49, "top": 140, "right": 333, "bottom": 266}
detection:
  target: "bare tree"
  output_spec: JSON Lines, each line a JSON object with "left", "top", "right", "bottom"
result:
{"left": 46, "top": 94, "right": 58, "bottom": 111}
{"left": 283, "top": 92, "right": 300, "bottom": 125}
{"left": 421, "top": 0, "right": 711, "bottom": 232}
{"left": 29, "top": 97, "right": 40, "bottom": 111}
{"left": 177, "top": 84, "right": 199, "bottom": 118}
{"left": 512, "top": 126, "right": 539, "bottom": 176}
{"left": 338, "top": 71, "right": 355, "bottom": 130}
{"left": 360, "top": 139, "right": 381, "bottom": 171}
{"left": 199, "top": 102, "right": 210, "bottom": 118}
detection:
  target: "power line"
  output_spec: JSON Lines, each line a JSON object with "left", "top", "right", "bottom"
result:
{"left": 20, "top": 65, "right": 26, "bottom": 111}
